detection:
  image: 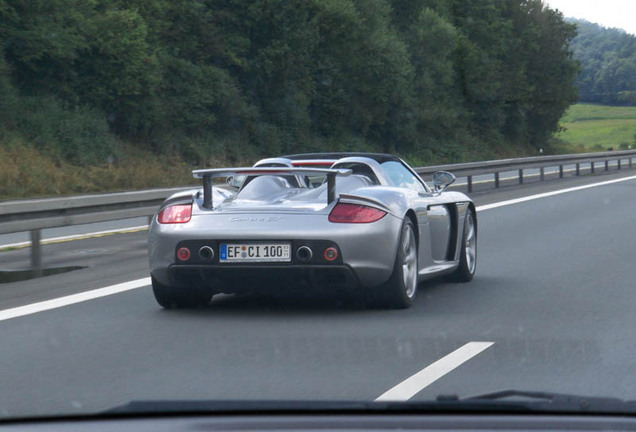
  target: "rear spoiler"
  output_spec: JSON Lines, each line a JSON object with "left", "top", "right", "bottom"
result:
{"left": 192, "top": 167, "right": 352, "bottom": 209}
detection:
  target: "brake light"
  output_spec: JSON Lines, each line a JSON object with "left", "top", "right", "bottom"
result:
{"left": 328, "top": 203, "right": 386, "bottom": 223}
{"left": 158, "top": 204, "right": 192, "bottom": 224}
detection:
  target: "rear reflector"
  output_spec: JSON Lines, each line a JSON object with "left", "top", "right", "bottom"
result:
{"left": 158, "top": 204, "right": 192, "bottom": 224}
{"left": 177, "top": 247, "right": 191, "bottom": 261}
{"left": 328, "top": 203, "right": 386, "bottom": 223}
{"left": 324, "top": 247, "right": 338, "bottom": 261}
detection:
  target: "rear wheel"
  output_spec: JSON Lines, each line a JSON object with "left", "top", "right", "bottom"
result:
{"left": 450, "top": 208, "right": 477, "bottom": 282}
{"left": 152, "top": 277, "right": 213, "bottom": 309}
{"left": 372, "top": 219, "right": 418, "bottom": 309}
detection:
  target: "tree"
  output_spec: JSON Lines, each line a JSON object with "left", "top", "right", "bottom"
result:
{"left": 524, "top": 2, "right": 579, "bottom": 147}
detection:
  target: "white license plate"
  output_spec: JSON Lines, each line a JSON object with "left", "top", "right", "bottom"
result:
{"left": 220, "top": 243, "right": 291, "bottom": 263}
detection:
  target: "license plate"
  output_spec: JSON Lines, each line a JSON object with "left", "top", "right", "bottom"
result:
{"left": 220, "top": 243, "right": 291, "bottom": 263}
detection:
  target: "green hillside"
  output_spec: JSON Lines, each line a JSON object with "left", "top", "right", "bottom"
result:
{"left": 0, "top": 1, "right": 582, "bottom": 198}
{"left": 556, "top": 104, "right": 636, "bottom": 150}
{"left": 567, "top": 19, "right": 636, "bottom": 106}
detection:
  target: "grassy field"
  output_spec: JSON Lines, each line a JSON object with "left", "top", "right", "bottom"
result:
{"left": 556, "top": 104, "right": 636, "bottom": 151}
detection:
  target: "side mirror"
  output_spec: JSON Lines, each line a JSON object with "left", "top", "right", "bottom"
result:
{"left": 432, "top": 171, "right": 456, "bottom": 194}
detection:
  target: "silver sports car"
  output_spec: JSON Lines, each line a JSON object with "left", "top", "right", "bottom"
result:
{"left": 148, "top": 153, "right": 477, "bottom": 309}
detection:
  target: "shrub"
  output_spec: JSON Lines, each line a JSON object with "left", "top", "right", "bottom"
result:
{"left": 15, "top": 97, "right": 118, "bottom": 165}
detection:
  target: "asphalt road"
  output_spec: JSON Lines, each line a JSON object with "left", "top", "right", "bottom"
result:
{"left": 1, "top": 169, "right": 636, "bottom": 418}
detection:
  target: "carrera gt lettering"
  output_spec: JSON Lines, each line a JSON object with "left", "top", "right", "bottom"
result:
{"left": 228, "top": 217, "right": 283, "bottom": 222}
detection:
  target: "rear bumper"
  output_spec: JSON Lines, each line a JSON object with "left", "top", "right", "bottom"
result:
{"left": 154, "top": 264, "right": 361, "bottom": 294}
{"left": 148, "top": 212, "right": 402, "bottom": 288}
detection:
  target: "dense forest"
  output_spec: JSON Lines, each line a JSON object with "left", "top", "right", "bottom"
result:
{"left": 568, "top": 19, "right": 636, "bottom": 106}
{"left": 0, "top": 0, "right": 579, "bottom": 175}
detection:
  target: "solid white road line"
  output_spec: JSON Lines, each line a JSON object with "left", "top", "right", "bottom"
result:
{"left": 375, "top": 342, "right": 494, "bottom": 401}
{"left": 0, "top": 225, "right": 150, "bottom": 250}
{"left": 0, "top": 277, "right": 150, "bottom": 322}
{"left": 476, "top": 174, "right": 636, "bottom": 212}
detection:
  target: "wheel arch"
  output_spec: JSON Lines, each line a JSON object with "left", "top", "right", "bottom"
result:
{"left": 404, "top": 209, "right": 419, "bottom": 248}
{"left": 448, "top": 201, "right": 477, "bottom": 282}
{"left": 448, "top": 201, "right": 476, "bottom": 262}
{"left": 467, "top": 202, "right": 477, "bottom": 237}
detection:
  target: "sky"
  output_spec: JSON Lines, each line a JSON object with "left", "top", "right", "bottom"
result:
{"left": 544, "top": 0, "right": 636, "bottom": 35}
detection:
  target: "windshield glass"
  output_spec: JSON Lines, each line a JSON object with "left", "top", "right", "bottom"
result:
{"left": 381, "top": 161, "right": 427, "bottom": 192}
{"left": 1, "top": 0, "right": 636, "bottom": 421}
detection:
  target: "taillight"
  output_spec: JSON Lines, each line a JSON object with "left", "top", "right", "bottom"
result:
{"left": 158, "top": 204, "right": 192, "bottom": 224}
{"left": 328, "top": 203, "right": 386, "bottom": 223}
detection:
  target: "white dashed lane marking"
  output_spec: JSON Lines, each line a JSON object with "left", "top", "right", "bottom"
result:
{"left": 375, "top": 342, "right": 494, "bottom": 401}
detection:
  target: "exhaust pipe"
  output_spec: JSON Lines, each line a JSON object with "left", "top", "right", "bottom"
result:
{"left": 199, "top": 246, "right": 215, "bottom": 261}
{"left": 296, "top": 246, "right": 313, "bottom": 262}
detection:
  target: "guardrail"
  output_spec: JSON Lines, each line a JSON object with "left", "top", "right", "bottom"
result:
{"left": 2, "top": 149, "right": 636, "bottom": 273}
{"left": 0, "top": 187, "right": 189, "bottom": 274}
{"left": 415, "top": 149, "right": 636, "bottom": 192}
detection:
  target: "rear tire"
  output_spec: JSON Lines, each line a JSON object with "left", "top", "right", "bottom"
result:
{"left": 152, "top": 277, "right": 213, "bottom": 309}
{"left": 371, "top": 219, "right": 418, "bottom": 309}
{"left": 450, "top": 208, "right": 477, "bottom": 282}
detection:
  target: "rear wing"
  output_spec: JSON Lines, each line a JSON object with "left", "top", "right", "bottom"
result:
{"left": 192, "top": 167, "right": 352, "bottom": 209}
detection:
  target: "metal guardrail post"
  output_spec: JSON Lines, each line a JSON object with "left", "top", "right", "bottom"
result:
{"left": 30, "top": 229, "right": 42, "bottom": 277}
{"left": 494, "top": 172, "right": 500, "bottom": 188}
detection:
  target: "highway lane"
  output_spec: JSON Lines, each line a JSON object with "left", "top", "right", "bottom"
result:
{"left": 411, "top": 175, "right": 636, "bottom": 401}
{"left": 1, "top": 170, "right": 636, "bottom": 418}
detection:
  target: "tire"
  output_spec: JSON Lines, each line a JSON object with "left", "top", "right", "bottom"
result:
{"left": 151, "top": 277, "right": 213, "bottom": 309}
{"left": 451, "top": 208, "right": 477, "bottom": 282}
{"left": 372, "top": 219, "right": 418, "bottom": 309}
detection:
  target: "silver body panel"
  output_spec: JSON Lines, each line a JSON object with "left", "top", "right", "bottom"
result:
{"left": 148, "top": 154, "right": 475, "bottom": 291}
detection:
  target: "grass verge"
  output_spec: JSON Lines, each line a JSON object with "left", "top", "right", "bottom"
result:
{"left": 0, "top": 140, "right": 248, "bottom": 200}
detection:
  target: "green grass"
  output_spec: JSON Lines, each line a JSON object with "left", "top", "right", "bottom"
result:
{"left": 556, "top": 103, "right": 636, "bottom": 150}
